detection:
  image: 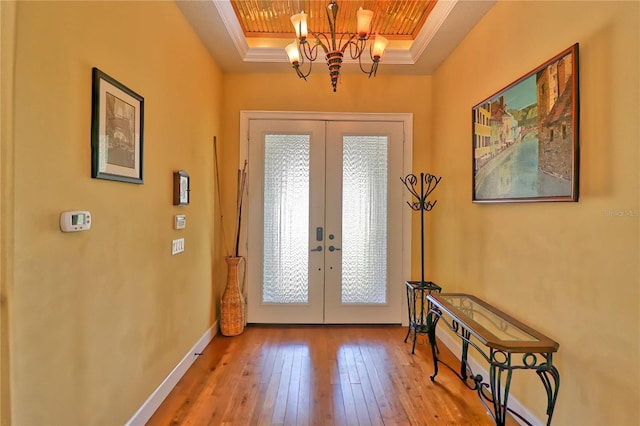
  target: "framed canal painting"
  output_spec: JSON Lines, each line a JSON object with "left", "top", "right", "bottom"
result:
{"left": 472, "top": 44, "right": 579, "bottom": 203}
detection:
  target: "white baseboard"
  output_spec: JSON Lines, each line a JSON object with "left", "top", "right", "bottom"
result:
{"left": 436, "top": 330, "right": 542, "bottom": 426}
{"left": 125, "top": 322, "right": 218, "bottom": 426}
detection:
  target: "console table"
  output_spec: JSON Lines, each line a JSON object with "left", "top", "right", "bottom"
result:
{"left": 426, "top": 293, "right": 560, "bottom": 426}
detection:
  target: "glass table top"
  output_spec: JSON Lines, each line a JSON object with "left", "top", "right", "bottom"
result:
{"left": 439, "top": 294, "right": 537, "bottom": 342}
{"left": 428, "top": 293, "right": 559, "bottom": 353}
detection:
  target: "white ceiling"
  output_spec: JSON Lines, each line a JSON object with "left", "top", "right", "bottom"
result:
{"left": 176, "top": 0, "right": 496, "bottom": 75}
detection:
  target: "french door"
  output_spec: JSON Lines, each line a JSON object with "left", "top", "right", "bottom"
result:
{"left": 244, "top": 113, "right": 409, "bottom": 324}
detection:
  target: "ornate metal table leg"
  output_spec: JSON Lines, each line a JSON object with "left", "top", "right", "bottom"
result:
{"left": 428, "top": 308, "right": 441, "bottom": 381}
{"left": 488, "top": 350, "right": 513, "bottom": 426}
{"left": 492, "top": 367, "right": 512, "bottom": 426}
{"left": 460, "top": 326, "right": 471, "bottom": 381}
{"left": 537, "top": 361, "right": 560, "bottom": 425}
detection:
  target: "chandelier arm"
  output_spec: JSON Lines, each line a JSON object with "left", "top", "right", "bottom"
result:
{"left": 293, "top": 58, "right": 313, "bottom": 81}
{"left": 357, "top": 51, "right": 379, "bottom": 77}
{"left": 345, "top": 37, "right": 366, "bottom": 59}
{"left": 338, "top": 33, "right": 359, "bottom": 56}
{"left": 298, "top": 44, "right": 306, "bottom": 66}
{"left": 311, "top": 32, "right": 331, "bottom": 57}
{"left": 300, "top": 40, "right": 320, "bottom": 62}
{"left": 290, "top": 42, "right": 312, "bottom": 81}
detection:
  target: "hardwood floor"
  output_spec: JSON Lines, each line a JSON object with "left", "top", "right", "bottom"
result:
{"left": 147, "top": 325, "right": 515, "bottom": 425}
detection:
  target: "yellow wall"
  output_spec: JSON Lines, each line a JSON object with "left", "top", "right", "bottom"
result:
{"left": 431, "top": 1, "right": 639, "bottom": 424}
{"left": 1, "top": 2, "right": 17, "bottom": 424}
{"left": 8, "top": 1, "right": 222, "bottom": 424}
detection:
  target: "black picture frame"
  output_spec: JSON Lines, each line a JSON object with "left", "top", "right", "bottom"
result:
{"left": 173, "top": 170, "right": 190, "bottom": 206}
{"left": 472, "top": 44, "right": 580, "bottom": 203}
{"left": 91, "top": 67, "right": 144, "bottom": 184}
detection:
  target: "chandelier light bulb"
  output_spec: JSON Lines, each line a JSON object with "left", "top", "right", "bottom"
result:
{"left": 356, "top": 8, "right": 374, "bottom": 39}
{"left": 290, "top": 12, "right": 308, "bottom": 41}
{"left": 372, "top": 34, "right": 388, "bottom": 59}
{"left": 285, "top": 41, "right": 300, "bottom": 64}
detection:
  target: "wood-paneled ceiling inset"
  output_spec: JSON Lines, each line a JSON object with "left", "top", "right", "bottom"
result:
{"left": 230, "top": 0, "right": 438, "bottom": 40}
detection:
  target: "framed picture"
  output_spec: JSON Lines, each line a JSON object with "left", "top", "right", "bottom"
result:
{"left": 91, "top": 67, "right": 144, "bottom": 184}
{"left": 472, "top": 44, "right": 579, "bottom": 203}
{"left": 173, "top": 170, "right": 190, "bottom": 205}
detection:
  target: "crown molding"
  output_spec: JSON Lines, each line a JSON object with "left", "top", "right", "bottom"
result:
{"left": 410, "top": 0, "right": 458, "bottom": 61}
{"left": 213, "top": 0, "right": 250, "bottom": 59}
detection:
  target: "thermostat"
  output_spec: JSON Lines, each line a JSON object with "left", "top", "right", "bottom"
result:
{"left": 174, "top": 214, "right": 186, "bottom": 230}
{"left": 60, "top": 211, "right": 91, "bottom": 232}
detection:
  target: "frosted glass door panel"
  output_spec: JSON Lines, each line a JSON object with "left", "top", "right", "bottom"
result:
{"left": 324, "top": 121, "right": 404, "bottom": 324}
{"left": 263, "top": 134, "right": 309, "bottom": 303}
{"left": 341, "top": 136, "right": 388, "bottom": 304}
{"left": 247, "top": 119, "right": 326, "bottom": 324}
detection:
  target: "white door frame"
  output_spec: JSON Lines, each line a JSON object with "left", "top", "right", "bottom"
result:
{"left": 238, "top": 111, "right": 413, "bottom": 326}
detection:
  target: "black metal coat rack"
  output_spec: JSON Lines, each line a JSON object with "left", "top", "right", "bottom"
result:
{"left": 400, "top": 172, "right": 442, "bottom": 353}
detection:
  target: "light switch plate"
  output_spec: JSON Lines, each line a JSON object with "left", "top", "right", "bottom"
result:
{"left": 172, "top": 238, "right": 185, "bottom": 255}
{"left": 174, "top": 215, "right": 186, "bottom": 230}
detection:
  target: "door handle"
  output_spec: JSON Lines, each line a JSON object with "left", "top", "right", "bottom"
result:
{"left": 328, "top": 246, "right": 341, "bottom": 252}
{"left": 310, "top": 245, "right": 323, "bottom": 252}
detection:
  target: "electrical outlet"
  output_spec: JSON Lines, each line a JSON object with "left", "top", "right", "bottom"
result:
{"left": 172, "top": 238, "right": 185, "bottom": 255}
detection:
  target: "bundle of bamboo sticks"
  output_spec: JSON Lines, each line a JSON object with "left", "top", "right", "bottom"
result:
{"left": 234, "top": 160, "right": 248, "bottom": 257}
{"left": 213, "top": 136, "right": 248, "bottom": 258}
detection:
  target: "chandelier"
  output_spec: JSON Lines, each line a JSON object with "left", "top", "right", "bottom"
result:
{"left": 285, "top": 1, "right": 389, "bottom": 92}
